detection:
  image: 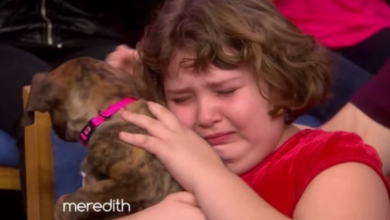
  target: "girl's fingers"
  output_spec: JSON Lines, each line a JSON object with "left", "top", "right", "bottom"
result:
{"left": 106, "top": 45, "right": 136, "bottom": 69}
{"left": 106, "top": 52, "right": 125, "bottom": 68}
{"left": 146, "top": 102, "right": 183, "bottom": 131}
{"left": 116, "top": 45, "right": 138, "bottom": 63}
{"left": 119, "top": 132, "right": 161, "bottom": 155}
{"left": 120, "top": 110, "right": 168, "bottom": 138}
{"left": 108, "top": 60, "right": 122, "bottom": 69}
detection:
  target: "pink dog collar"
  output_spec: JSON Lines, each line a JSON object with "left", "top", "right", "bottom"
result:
{"left": 79, "top": 97, "right": 137, "bottom": 145}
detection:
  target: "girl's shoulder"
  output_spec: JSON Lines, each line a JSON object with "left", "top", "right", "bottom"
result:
{"left": 240, "top": 129, "right": 389, "bottom": 217}
{"left": 242, "top": 128, "right": 384, "bottom": 180}
{"left": 277, "top": 128, "right": 384, "bottom": 171}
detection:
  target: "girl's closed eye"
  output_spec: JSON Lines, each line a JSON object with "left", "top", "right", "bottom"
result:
{"left": 171, "top": 96, "right": 192, "bottom": 104}
{"left": 217, "top": 88, "right": 237, "bottom": 96}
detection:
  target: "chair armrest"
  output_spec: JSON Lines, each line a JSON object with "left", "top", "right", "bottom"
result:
{"left": 23, "top": 86, "right": 54, "bottom": 220}
{"left": 0, "top": 167, "right": 20, "bottom": 190}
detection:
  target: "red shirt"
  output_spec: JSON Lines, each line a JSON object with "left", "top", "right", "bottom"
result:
{"left": 240, "top": 129, "right": 390, "bottom": 218}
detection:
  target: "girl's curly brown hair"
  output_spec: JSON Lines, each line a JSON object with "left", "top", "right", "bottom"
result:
{"left": 136, "top": 0, "right": 333, "bottom": 123}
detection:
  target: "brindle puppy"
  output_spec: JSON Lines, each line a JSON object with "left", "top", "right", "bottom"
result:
{"left": 21, "top": 57, "right": 183, "bottom": 220}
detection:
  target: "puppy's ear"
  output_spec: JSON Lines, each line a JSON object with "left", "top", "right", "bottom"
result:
{"left": 21, "top": 72, "right": 60, "bottom": 127}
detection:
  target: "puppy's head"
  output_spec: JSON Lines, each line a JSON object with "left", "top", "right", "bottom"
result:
{"left": 21, "top": 57, "right": 159, "bottom": 142}
{"left": 21, "top": 70, "right": 68, "bottom": 138}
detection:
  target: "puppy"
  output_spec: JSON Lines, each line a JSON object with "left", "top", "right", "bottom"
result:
{"left": 21, "top": 57, "right": 183, "bottom": 220}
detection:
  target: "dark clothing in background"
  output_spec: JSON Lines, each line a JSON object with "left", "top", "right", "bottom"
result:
{"left": 307, "top": 51, "right": 371, "bottom": 124}
{"left": 335, "top": 28, "right": 390, "bottom": 75}
{"left": 351, "top": 58, "right": 390, "bottom": 128}
{"left": 0, "top": 0, "right": 162, "bottom": 49}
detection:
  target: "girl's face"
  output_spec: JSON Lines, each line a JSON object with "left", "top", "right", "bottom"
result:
{"left": 164, "top": 51, "right": 291, "bottom": 174}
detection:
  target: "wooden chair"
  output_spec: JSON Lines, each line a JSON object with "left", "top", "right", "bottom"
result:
{"left": 0, "top": 167, "right": 20, "bottom": 190}
{"left": 22, "top": 86, "right": 55, "bottom": 220}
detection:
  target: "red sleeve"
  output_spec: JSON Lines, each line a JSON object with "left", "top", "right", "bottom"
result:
{"left": 297, "top": 131, "right": 390, "bottom": 197}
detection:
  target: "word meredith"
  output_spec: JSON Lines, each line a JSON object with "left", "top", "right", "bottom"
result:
{"left": 63, "top": 199, "right": 131, "bottom": 212}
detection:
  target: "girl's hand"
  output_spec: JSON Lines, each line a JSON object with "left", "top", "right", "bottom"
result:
{"left": 115, "top": 192, "right": 206, "bottom": 220}
{"left": 119, "top": 101, "right": 227, "bottom": 193}
{"left": 105, "top": 44, "right": 139, "bottom": 73}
